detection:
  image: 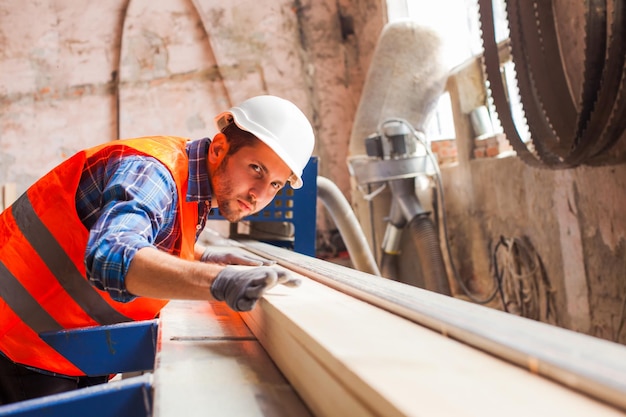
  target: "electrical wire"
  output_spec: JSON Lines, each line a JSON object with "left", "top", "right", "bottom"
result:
{"left": 493, "top": 236, "right": 557, "bottom": 322}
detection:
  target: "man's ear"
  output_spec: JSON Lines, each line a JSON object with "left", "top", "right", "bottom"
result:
{"left": 209, "top": 133, "right": 229, "bottom": 164}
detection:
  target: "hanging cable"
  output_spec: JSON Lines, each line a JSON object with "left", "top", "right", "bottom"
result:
{"left": 493, "top": 236, "right": 557, "bottom": 323}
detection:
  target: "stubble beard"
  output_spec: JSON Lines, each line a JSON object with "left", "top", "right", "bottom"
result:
{"left": 213, "top": 158, "right": 256, "bottom": 223}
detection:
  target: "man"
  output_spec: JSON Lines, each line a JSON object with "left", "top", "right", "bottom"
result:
{"left": 0, "top": 95, "right": 315, "bottom": 403}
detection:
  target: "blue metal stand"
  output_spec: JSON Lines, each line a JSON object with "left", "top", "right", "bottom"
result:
{"left": 0, "top": 321, "right": 158, "bottom": 416}
{"left": 0, "top": 374, "right": 152, "bottom": 417}
{"left": 40, "top": 320, "right": 158, "bottom": 376}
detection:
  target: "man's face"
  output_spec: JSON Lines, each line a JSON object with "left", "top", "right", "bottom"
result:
{"left": 210, "top": 137, "right": 292, "bottom": 223}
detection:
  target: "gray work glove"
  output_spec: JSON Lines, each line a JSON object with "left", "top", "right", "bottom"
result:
{"left": 211, "top": 266, "right": 301, "bottom": 312}
{"left": 201, "top": 246, "right": 275, "bottom": 266}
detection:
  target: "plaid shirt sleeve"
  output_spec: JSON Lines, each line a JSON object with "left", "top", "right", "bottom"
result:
{"left": 76, "top": 153, "right": 179, "bottom": 302}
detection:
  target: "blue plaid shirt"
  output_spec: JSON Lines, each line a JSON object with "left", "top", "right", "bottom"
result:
{"left": 75, "top": 138, "right": 212, "bottom": 302}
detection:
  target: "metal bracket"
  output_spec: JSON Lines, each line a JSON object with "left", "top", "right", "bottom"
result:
{"left": 0, "top": 374, "right": 152, "bottom": 417}
{"left": 40, "top": 320, "right": 158, "bottom": 376}
{"left": 348, "top": 155, "right": 427, "bottom": 186}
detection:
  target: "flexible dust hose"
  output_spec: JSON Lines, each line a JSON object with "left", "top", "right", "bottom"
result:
{"left": 380, "top": 252, "right": 398, "bottom": 280}
{"left": 385, "top": 178, "right": 450, "bottom": 290}
{"left": 317, "top": 176, "right": 381, "bottom": 276}
{"left": 408, "top": 214, "right": 452, "bottom": 296}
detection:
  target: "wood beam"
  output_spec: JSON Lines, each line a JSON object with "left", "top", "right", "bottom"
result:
{"left": 242, "top": 272, "right": 625, "bottom": 417}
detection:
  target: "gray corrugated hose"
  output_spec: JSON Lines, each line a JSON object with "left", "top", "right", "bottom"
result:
{"left": 317, "top": 176, "right": 381, "bottom": 276}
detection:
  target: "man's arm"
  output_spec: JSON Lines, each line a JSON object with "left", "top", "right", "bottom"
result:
{"left": 125, "top": 246, "right": 223, "bottom": 300}
{"left": 81, "top": 154, "right": 296, "bottom": 310}
{"left": 126, "top": 246, "right": 301, "bottom": 312}
{"left": 81, "top": 156, "right": 180, "bottom": 302}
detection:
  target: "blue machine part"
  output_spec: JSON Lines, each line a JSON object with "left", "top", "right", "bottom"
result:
{"left": 0, "top": 374, "right": 152, "bottom": 417}
{"left": 39, "top": 320, "right": 158, "bottom": 376}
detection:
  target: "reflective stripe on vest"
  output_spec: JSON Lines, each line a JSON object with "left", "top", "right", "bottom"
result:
{"left": 0, "top": 136, "right": 197, "bottom": 375}
{"left": 0, "top": 260, "right": 63, "bottom": 334}
{"left": 11, "top": 192, "right": 132, "bottom": 325}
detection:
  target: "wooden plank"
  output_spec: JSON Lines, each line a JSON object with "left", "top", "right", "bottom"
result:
{"left": 243, "top": 306, "right": 376, "bottom": 417}
{"left": 152, "top": 300, "right": 312, "bottom": 417}
{"left": 242, "top": 240, "right": 626, "bottom": 412}
{"left": 241, "top": 267, "right": 626, "bottom": 417}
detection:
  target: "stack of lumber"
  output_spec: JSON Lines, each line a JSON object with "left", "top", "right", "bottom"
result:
{"left": 152, "top": 241, "right": 626, "bottom": 416}
{"left": 242, "top": 272, "right": 626, "bottom": 417}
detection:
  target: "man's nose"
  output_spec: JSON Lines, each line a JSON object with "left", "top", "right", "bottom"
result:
{"left": 248, "top": 183, "right": 261, "bottom": 202}
{"left": 249, "top": 181, "right": 272, "bottom": 203}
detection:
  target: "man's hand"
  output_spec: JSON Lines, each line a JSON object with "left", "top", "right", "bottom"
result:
{"left": 201, "top": 246, "right": 275, "bottom": 266}
{"left": 211, "top": 266, "right": 301, "bottom": 312}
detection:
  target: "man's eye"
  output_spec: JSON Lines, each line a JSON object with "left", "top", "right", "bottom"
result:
{"left": 271, "top": 182, "right": 282, "bottom": 190}
{"left": 250, "top": 164, "right": 261, "bottom": 173}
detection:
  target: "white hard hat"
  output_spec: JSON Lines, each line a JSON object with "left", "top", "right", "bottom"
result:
{"left": 214, "top": 95, "right": 315, "bottom": 189}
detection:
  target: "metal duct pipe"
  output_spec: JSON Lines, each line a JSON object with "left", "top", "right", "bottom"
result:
{"left": 317, "top": 176, "right": 381, "bottom": 276}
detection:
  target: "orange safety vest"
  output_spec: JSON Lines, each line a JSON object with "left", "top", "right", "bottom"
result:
{"left": 0, "top": 136, "right": 199, "bottom": 376}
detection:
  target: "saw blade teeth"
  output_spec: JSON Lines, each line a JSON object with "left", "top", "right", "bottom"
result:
{"left": 573, "top": 0, "right": 608, "bottom": 148}
{"left": 477, "top": 0, "right": 625, "bottom": 167}
{"left": 523, "top": 0, "right": 577, "bottom": 148}
{"left": 476, "top": 0, "right": 547, "bottom": 167}
{"left": 502, "top": 62, "right": 530, "bottom": 142}
{"left": 582, "top": 0, "right": 626, "bottom": 161}
{"left": 503, "top": 0, "right": 565, "bottom": 165}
